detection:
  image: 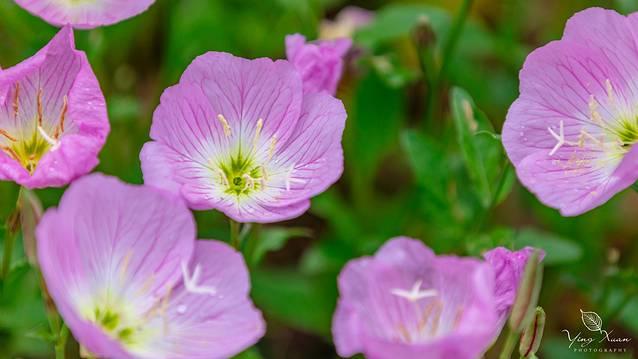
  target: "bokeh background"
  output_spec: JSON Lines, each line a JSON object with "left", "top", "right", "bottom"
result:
{"left": 1, "top": 0, "right": 637, "bottom": 358}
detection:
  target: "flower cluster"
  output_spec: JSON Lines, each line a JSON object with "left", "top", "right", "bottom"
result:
{"left": 10, "top": 0, "right": 622, "bottom": 358}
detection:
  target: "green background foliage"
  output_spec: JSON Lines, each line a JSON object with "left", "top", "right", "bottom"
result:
{"left": 0, "top": 0, "right": 637, "bottom": 358}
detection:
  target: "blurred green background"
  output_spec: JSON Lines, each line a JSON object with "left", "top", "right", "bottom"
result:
{"left": 0, "top": 0, "right": 637, "bottom": 358}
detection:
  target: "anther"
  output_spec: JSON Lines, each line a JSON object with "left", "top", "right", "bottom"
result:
{"left": 36, "top": 88, "right": 43, "bottom": 126}
{"left": 217, "top": 114, "right": 232, "bottom": 137}
{"left": 54, "top": 95, "right": 68, "bottom": 139}
{"left": 12, "top": 83, "right": 20, "bottom": 119}
{"left": 0, "top": 145, "right": 19, "bottom": 161}
{"left": 605, "top": 79, "right": 615, "bottom": 103}
{"left": 0, "top": 129, "right": 16, "bottom": 142}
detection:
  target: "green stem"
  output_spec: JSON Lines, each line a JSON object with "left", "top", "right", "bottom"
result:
{"left": 439, "top": 0, "right": 474, "bottom": 78}
{"left": 498, "top": 328, "right": 519, "bottom": 359}
{"left": 2, "top": 187, "right": 24, "bottom": 279}
{"left": 54, "top": 324, "right": 68, "bottom": 359}
{"left": 230, "top": 219, "right": 240, "bottom": 249}
{"left": 424, "top": 0, "right": 474, "bottom": 125}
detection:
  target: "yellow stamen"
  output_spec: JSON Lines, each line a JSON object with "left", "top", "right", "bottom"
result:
{"left": 0, "top": 145, "right": 19, "bottom": 161}
{"left": 217, "top": 114, "right": 232, "bottom": 137}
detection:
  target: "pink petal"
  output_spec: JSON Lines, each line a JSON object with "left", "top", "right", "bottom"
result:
{"left": 15, "top": 0, "right": 156, "bottom": 29}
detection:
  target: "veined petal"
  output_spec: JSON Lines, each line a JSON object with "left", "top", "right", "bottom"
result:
{"left": 179, "top": 52, "right": 303, "bottom": 147}
{"left": 37, "top": 174, "right": 196, "bottom": 356}
{"left": 131, "top": 241, "right": 265, "bottom": 359}
{"left": 15, "top": 0, "right": 156, "bottom": 29}
{"left": 0, "top": 26, "right": 108, "bottom": 188}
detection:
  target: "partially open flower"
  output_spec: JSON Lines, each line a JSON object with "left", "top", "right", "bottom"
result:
{"left": 332, "top": 237, "right": 500, "bottom": 359}
{"left": 503, "top": 7, "right": 638, "bottom": 216}
{"left": 14, "top": 0, "right": 155, "bottom": 29}
{"left": 0, "top": 26, "right": 108, "bottom": 188}
{"left": 285, "top": 34, "right": 352, "bottom": 95}
{"left": 36, "top": 174, "right": 265, "bottom": 358}
{"left": 140, "top": 52, "right": 346, "bottom": 223}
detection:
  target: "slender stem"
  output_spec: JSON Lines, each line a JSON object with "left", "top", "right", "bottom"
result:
{"left": 2, "top": 187, "right": 23, "bottom": 279}
{"left": 470, "top": 161, "right": 511, "bottom": 236}
{"left": 439, "top": 0, "right": 474, "bottom": 78}
{"left": 498, "top": 329, "right": 519, "bottom": 359}
{"left": 424, "top": 0, "right": 474, "bottom": 125}
{"left": 1, "top": 220, "right": 16, "bottom": 279}
{"left": 54, "top": 324, "right": 68, "bottom": 359}
{"left": 230, "top": 219, "right": 240, "bottom": 249}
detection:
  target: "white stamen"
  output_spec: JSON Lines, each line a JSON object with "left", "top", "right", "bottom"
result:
{"left": 214, "top": 167, "right": 229, "bottom": 187}
{"left": 391, "top": 280, "right": 438, "bottom": 303}
{"left": 243, "top": 174, "right": 255, "bottom": 190}
{"left": 181, "top": 262, "right": 217, "bottom": 296}
{"left": 37, "top": 126, "right": 58, "bottom": 147}
{"left": 268, "top": 136, "right": 277, "bottom": 160}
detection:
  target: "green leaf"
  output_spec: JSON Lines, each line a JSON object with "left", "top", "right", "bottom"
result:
{"left": 346, "top": 71, "right": 404, "bottom": 180}
{"left": 401, "top": 130, "right": 449, "bottom": 207}
{"left": 251, "top": 269, "right": 337, "bottom": 336}
{"left": 251, "top": 227, "right": 311, "bottom": 266}
{"left": 450, "top": 87, "right": 505, "bottom": 207}
{"left": 514, "top": 228, "right": 583, "bottom": 265}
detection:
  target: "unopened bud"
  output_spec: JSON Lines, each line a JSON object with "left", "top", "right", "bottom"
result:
{"left": 412, "top": 15, "right": 437, "bottom": 50}
{"left": 509, "top": 249, "right": 544, "bottom": 332}
{"left": 519, "top": 307, "right": 546, "bottom": 358}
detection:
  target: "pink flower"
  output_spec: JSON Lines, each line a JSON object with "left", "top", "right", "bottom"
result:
{"left": 140, "top": 52, "right": 346, "bottom": 223}
{"left": 502, "top": 7, "right": 638, "bottom": 216}
{"left": 14, "top": 0, "right": 155, "bottom": 29}
{"left": 332, "top": 237, "right": 500, "bottom": 359}
{"left": 0, "top": 26, "right": 109, "bottom": 189}
{"left": 319, "top": 6, "right": 374, "bottom": 40}
{"left": 37, "top": 174, "right": 265, "bottom": 358}
{"left": 285, "top": 34, "right": 351, "bottom": 95}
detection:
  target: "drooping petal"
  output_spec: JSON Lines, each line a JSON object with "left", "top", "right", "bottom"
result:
{"left": 37, "top": 174, "right": 195, "bottom": 357}
{"left": 133, "top": 241, "right": 265, "bottom": 359}
{"left": 286, "top": 34, "right": 352, "bottom": 95}
{"left": 0, "top": 26, "right": 109, "bottom": 188}
{"left": 14, "top": 0, "right": 156, "bottom": 29}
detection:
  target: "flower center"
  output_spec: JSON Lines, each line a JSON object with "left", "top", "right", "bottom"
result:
{"left": 0, "top": 84, "right": 67, "bottom": 174}
{"left": 217, "top": 154, "right": 266, "bottom": 196}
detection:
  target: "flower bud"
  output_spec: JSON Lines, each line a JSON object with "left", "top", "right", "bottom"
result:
{"left": 509, "top": 249, "right": 544, "bottom": 332}
{"left": 519, "top": 307, "right": 546, "bottom": 358}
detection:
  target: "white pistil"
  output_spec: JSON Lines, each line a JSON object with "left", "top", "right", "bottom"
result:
{"left": 547, "top": 120, "right": 577, "bottom": 156}
{"left": 37, "top": 126, "right": 59, "bottom": 147}
{"left": 391, "top": 280, "right": 438, "bottom": 303}
{"left": 181, "top": 262, "right": 217, "bottom": 296}
{"left": 217, "top": 114, "right": 232, "bottom": 137}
